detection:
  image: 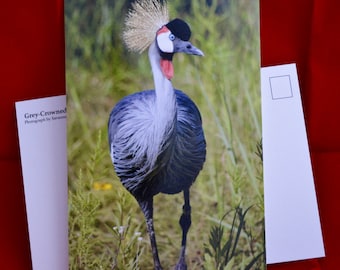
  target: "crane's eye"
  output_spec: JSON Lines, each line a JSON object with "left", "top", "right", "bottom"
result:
{"left": 169, "top": 33, "right": 175, "bottom": 41}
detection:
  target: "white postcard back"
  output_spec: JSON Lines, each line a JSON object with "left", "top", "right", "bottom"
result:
{"left": 16, "top": 95, "right": 68, "bottom": 270}
{"left": 261, "top": 64, "right": 325, "bottom": 264}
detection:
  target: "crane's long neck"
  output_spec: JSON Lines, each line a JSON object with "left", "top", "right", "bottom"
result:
{"left": 149, "top": 41, "right": 176, "bottom": 111}
{"left": 148, "top": 41, "right": 177, "bottom": 162}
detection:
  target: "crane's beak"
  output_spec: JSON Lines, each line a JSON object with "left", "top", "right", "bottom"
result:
{"left": 174, "top": 40, "right": 204, "bottom": 56}
{"left": 160, "top": 40, "right": 203, "bottom": 80}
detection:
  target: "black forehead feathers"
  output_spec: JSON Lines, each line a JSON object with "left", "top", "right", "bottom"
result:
{"left": 165, "top": 18, "right": 191, "bottom": 41}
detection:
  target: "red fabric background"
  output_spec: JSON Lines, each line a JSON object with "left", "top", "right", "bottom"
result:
{"left": 1, "top": 0, "right": 339, "bottom": 269}
{"left": 0, "top": 1, "right": 65, "bottom": 269}
{"left": 261, "top": 0, "right": 340, "bottom": 269}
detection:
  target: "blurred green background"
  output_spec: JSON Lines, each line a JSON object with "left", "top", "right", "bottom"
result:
{"left": 66, "top": 0, "right": 264, "bottom": 269}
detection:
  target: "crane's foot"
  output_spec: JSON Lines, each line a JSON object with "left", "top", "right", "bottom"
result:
{"left": 174, "top": 260, "right": 187, "bottom": 270}
{"left": 174, "top": 246, "right": 187, "bottom": 270}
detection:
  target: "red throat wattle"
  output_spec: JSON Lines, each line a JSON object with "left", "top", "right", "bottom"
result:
{"left": 160, "top": 59, "right": 174, "bottom": 80}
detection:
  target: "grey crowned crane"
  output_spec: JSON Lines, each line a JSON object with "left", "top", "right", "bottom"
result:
{"left": 108, "top": 0, "right": 206, "bottom": 269}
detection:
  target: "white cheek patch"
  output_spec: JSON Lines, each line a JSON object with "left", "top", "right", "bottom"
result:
{"left": 156, "top": 31, "right": 174, "bottom": 53}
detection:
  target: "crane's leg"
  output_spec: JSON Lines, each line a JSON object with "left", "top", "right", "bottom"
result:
{"left": 138, "top": 198, "right": 163, "bottom": 270}
{"left": 175, "top": 189, "right": 191, "bottom": 270}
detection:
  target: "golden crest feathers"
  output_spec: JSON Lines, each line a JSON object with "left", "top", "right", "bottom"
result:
{"left": 123, "top": 0, "right": 169, "bottom": 53}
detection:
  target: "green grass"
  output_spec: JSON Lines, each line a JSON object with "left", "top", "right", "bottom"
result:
{"left": 67, "top": 0, "right": 264, "bottom": 269}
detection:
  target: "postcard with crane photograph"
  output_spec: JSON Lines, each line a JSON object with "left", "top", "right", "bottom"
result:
{"left": 66, "top": 0, "right": 264, "bottom": 269}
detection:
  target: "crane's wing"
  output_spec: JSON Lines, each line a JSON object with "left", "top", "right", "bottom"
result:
{"left": 157, "top": 90, "right": 206, "bottom": 194}
{"left": 108, "top": 90, "right": 159, "bottom": 195}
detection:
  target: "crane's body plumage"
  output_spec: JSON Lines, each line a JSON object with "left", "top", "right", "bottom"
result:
{"left": 108, "top": 3, "right": 205, "bottom": 268}
{"left": 109, "top": 88, "right": 206, "bottom": 199}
